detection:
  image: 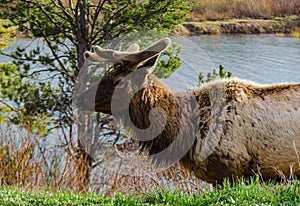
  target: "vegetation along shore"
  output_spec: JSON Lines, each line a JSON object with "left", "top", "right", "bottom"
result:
{"left": 174, "top": 0, "right": 300, "bottom": 36}
{"left": 175, "top": 16, "right": 300, "bottom": 36}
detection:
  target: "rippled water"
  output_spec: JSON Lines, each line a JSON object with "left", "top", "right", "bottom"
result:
{"left": 1, "top": 35, "right": 299, "bottom": 87}
{"left": 186, "top": 35, "right": 300, "bottom": 84}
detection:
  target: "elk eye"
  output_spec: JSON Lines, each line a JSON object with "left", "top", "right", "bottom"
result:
{"left": 114, "top": 62, "right": 123, "bottom": 70}
{"left": 113, "top": 79, "right": 122, "bottom": 86}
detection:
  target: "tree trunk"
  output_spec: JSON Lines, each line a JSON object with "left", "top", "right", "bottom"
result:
{"left": 76, "top": 0, "right": 93, "bottom": 190}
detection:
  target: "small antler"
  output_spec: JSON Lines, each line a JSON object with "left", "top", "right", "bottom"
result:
{"left": 84, "top": 43, "right": 139, "bottom": 62}
{"left": 113, "top": 37, "right": 171, "bottom": 62}
{"left": 84, "top": 37, "right": 171, "bottom": 63}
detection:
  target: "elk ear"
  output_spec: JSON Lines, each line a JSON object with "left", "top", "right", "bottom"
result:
{"left": 137, "top": 54, "right": 160, "bottom": 75}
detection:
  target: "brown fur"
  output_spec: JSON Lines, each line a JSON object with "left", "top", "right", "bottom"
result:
{"left": 78, "top": 39, "right": 300, "bottom": 184}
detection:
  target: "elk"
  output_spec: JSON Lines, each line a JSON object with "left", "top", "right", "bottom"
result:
{"left": 77, "top": 37, "right": 300, "bottom": 184}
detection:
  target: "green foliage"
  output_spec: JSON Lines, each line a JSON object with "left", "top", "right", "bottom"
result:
{"left": 155, "top": 43, "right": 182, "bottom": 78}
{"left": 0, "top": 62, "right": 70, "bottom": 136}
{"left": 0, "top": 0, "right": 191, "bottom": 43}
{"left": 0, "top": 0, "right": 192, "bottom": 191}
{"left": 1, "top": 178, "right": 300, "bottom": 205}
{"left": 0, "top": 19, "right": 16, "bottom": 49}
{"left": 99, "top": 0, "right": 191, "bottom": 37}
{"left": 198, "top": 64, "right": 232, "bottom": 85}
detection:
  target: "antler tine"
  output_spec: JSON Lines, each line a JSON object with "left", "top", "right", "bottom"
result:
{"left": 84, "top": 45, "right": 116, "bottom": 62}
{"left": 84, "top": 39, "right": 169, "bottom": 63}
{"left": 86, "top": 43, "right": 140, "bottom": 62}
{"left": 142, "top": 37, "right": 171, "bottom": 54}
{"left": 94, "top": 46, "right": 116, "bottom": 60}
{"left": 84, "top": 51, "right": 108, "bottom": 62}
{"left": 126, "top": 43, "right": 140, "bottom": 52}
{"left": 113, "top": 37, "right": 171, "bottom": 62}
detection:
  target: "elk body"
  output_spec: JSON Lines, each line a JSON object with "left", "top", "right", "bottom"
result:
{"left": 77, "top": 38, "right": 300, "bottom": 184}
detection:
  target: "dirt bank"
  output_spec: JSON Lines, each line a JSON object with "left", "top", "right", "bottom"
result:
{"left": 174, "top": 16, "right": 300, "bottom": 36}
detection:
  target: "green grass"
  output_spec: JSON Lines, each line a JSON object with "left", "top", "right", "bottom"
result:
{"left": 1, "top": 178, "right": 300, "bottom": 205}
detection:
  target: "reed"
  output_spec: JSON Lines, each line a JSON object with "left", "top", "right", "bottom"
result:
{"left": 0, "top": 124, "right": 206, "bottom": 195}
{"left": 190, "top": 0, "right": 300, "bottom": 21}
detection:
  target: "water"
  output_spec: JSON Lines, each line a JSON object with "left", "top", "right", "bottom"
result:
{"left": 1, "top": 35, "right": 299, "bottom": 86}
{"left": 186, "top": 35, "right": 300, "bottom": 84}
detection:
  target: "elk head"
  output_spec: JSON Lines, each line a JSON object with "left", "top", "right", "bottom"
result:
{"left": 77, "top": 37, "right": 171, "bottom": 114}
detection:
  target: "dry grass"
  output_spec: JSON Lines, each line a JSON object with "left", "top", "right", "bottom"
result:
{"left": 1, "top": 122, "right": 299, "bottom": 196}
{"left": 0, "top": 124, "right": 77, "bottom": 189}
{"left": 189, "top": 0, "right": 300, "bottom": 21}
{"left": 0, "top": 123, "right": 206, "bottom": 195}
{"left": 291, "top": 27, "right": 300, "bottom": 37}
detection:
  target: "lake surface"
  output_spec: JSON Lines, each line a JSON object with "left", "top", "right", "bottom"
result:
{"left": 188, "top": 35, "right": 300, "bottom": 84}
{"left": 1, "top": 35, "right": 300, "bottom": 88}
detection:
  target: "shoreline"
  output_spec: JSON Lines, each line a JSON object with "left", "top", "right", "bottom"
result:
{"left": 12, "top": 17, "right": 300, "bottom": 38}
{"left": 174, "top": 16, "right": 300, "bottom": 36}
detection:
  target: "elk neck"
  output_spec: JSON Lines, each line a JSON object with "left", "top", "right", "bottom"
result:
{"left": 123, "top": 75, "right": 183, "bottom": 155}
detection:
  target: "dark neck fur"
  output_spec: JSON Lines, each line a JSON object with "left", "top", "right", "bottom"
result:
{"left": 126, "top": 75, "right": 182, "bottom": 155}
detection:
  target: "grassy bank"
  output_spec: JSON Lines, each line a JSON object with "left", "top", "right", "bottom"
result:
{"left": 174, "top": 0, "right": 300, "bottom": 35}
{"left": 1, "top": 178, "right": 300, "bottom": 205}
{"left": 174, "top": 16, "right": 300, "bottom": 35}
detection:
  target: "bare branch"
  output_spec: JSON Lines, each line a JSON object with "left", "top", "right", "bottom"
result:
{"left": 29, "top": 69, "right": 60, "bottom": 76}
{"left": 51, "top": 0, "right": 77, "bottom": 33}
{"left": 74, "top": 0, "right": 80, "bottom": 32}
{"left": 91, "top": 0, "right": 131, "bottom": 43}
{"left": 133, "top": 0, "right": 172, "bottom": 26}
{"left": 24, "top": 0, "right": 71, "bottom": 35}
{"left": 0, "top": 49, "right": 71, "bottom": 65}
{"left": 90, "top": 0, "right": 107, "bottom": 42}
{"left": 42, "top": 34, "right": 76, "bottom": 82}
{"left": 0, "top": 99, "right": 17, "bottom": 113}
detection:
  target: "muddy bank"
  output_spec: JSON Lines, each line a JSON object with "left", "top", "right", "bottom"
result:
{"left": 174, "top": 17, "right": 300, "bottom": 35}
